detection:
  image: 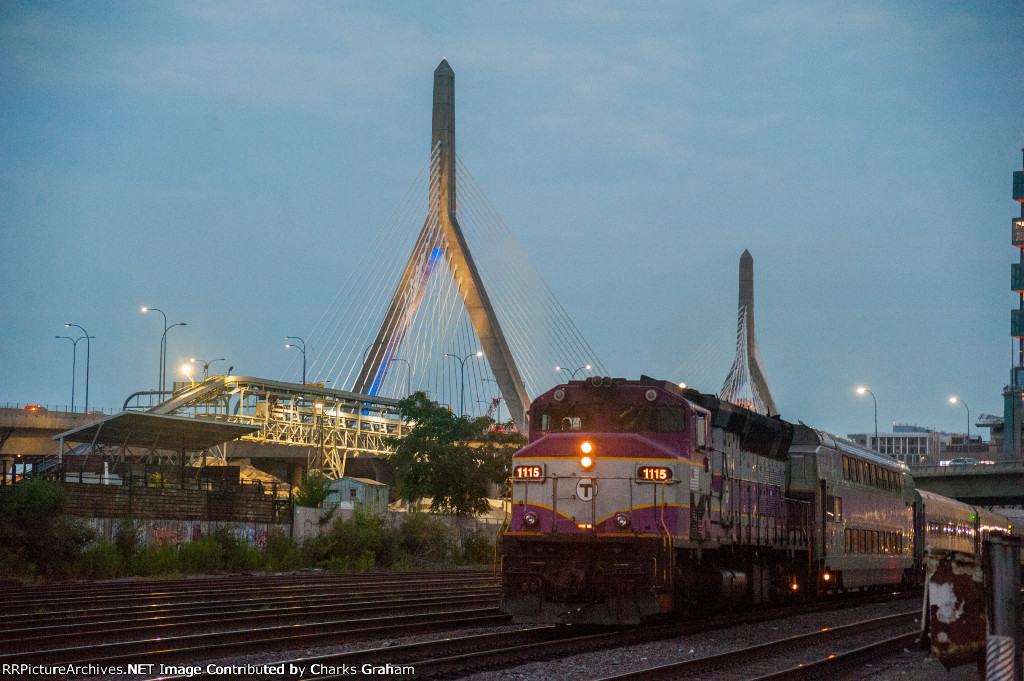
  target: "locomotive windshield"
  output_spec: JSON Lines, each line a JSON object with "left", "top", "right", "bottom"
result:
{"left": 613, "top": 404, "right": 686, "bottom": 433}
{"left": 537, "top": 407, "right": 594, "bottom": 432}
{"left": 534, "top": 402, "right": 686, "bottom": 434}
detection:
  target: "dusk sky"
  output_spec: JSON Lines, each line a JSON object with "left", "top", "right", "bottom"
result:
{"left": 2, "top": 2, "right": 1022, "bottom": 440}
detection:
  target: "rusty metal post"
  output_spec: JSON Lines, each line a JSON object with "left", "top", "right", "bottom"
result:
{"left": 923, "top": 547, "right": 986, "bottom": 670}
{"left": 984, "top": 533, "right": 1022, "bottom": 681}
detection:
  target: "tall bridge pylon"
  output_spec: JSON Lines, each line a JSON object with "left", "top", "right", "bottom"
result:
{"left": 352, "top": 60, "right": 531, "bottom": 431}
{"left": 720, "top": 250, "right": 778, "bottom": 416}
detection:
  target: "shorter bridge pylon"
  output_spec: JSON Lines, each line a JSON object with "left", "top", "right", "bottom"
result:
{"left": 720, "top": 250, "right": 777, "bottom": 416}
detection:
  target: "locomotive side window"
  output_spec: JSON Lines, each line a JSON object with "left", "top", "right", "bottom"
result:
{"left": 696, "top": 414, "right": 707, "bottom": 447}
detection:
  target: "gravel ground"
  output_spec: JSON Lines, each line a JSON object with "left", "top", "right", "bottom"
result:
{"left": 71, "top": 600, "right": 988, "bottom": 681}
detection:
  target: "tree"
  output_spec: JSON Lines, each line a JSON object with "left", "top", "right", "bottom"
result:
{"left": 294, "top": 471, "right": 331, "bottom": 508}
{"left": 0, "top": 478, "right": 94, "bottom": 577}
{"left": 386, "top": 391, "right": 526, "bottom": 516}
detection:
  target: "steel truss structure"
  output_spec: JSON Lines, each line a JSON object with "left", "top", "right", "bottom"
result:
{"left": 133, "top": 375, "right": 406, "bottom": 479}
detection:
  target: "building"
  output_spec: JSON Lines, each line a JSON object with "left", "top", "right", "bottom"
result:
{"left": 1005, "top": 147, "right": 1024, "bottom": 460}
{"left": 847, "top": 425, "right": 942, "bottom": 466}
{"left": 325, "top": 477, "right": 389, "bottom": 515}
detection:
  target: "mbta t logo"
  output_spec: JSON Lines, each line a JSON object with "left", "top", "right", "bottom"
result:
{"left": 576, "top": 477, "right": 598, "bottom": 501}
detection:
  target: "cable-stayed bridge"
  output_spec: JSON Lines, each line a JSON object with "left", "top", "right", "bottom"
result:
{"left": 88, "top": 59, "right": 605, "bottom": 480}
{"left": 285, "top": 59, "right": 605, "bottom": 432}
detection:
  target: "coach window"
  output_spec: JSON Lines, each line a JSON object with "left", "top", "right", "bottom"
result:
{"left": 842, "top": 456, "right": 850, "bottom": 480}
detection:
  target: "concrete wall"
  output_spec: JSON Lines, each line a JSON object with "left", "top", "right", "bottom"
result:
{"left": 79, "top": 516, "right": 290, "bottom": 549}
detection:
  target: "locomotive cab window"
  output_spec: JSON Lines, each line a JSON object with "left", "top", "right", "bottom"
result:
{"left": 538, "top": 407, "right": 592, "bottom": 432}
{"left": 613, "top": 405, "right": 687, "bottom": 433}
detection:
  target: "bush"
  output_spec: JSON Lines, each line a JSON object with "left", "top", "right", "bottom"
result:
{"left": 210, "top": 527, "right": 266, "bottom": 572}
{"left": 114, "top": 518, "right": 142, "bottom": 563}
{"left": 396, "top": 512, "right": 456, "bottom": 567}
{"left": 0, "top": 478, "right": 95, "bottom": 578}
{"left": 265, "top": 531, "right": 303, "bottom": 572}
{"left": 79, "top": 540, "right": 123, "bottom": 579}
{"left": 178, "top": 539, "right": 223, "bottom": 574}
{"left": 459, "top": 531, "right": 495, "bottom": 566}
{"left": 133, "top": 544, "right": 179, "bottom": 576}
{"left": 304, "top": 506, "right": 384, "bottom": 572}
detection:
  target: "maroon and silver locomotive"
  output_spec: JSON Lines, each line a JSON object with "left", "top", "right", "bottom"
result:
{"left": 500, "top": 376, "right": 929, "bottom": 625}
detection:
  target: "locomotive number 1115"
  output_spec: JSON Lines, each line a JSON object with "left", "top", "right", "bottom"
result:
{"left": 514, "top": 465, "right": 544, "bottom": 480}
{"left": 637, "top": 466, "right": 672, "bottom": 481}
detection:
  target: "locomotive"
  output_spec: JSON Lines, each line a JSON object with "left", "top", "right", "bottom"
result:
{"left": 499, "top": 376, "right": 1012, "bottom": 625}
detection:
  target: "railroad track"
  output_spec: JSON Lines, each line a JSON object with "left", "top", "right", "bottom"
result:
{"left": 0, "top": 570, "right": 495, "bottom": 616}
{"left": 0, "top": 571, "right": 506, "bottom": 674}
{"left": 0, "top": 578, "right": 498, "bottom": 628}
{"left": 147, "top": 593, "right": 921, "bottom": 680}
{"left": 590, "top": 612, "right": 919, "bottom": 681}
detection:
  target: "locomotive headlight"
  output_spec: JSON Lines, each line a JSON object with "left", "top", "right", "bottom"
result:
{"left": 581, "top": 441, "right": 593, "bottom": 454}
{"left": 580, "top": 456, "right": 593, "bottom": 469}
{"left": 523, "top": 512, "right": 538, "bottom": 527}
{"left": 615, "top": 513, "right": 631, "bottom": 529}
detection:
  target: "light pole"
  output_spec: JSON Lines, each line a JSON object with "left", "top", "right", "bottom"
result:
{"left": 856, "top": 386, "right": 878, "bottom": 451}
{"left": 285, "top": 336, "right": 307, "bottom": 384}
{"left": 444, "top": 351, "right": 482, "bottom": 416}
{"left": 191, "top": 357, "right": 225, "bottom": 380}
{"left": 389, "top": 357, "right": 411, "bottom": 397}
{"left": 56, "top": 334, "right": 90, "bottom": 411}
{"left": 161, "top": 322, "right": 187, "bottom": 393}
{"left": 949, "top": 397, "right": 971, "bottom": 456}
{"left": 555, "top": 364, "right": 592, "bottom": 380}
{"left": 64, "top": 323, "right": 91, "bottom": 412}
{"left": 205, "top": 358, "right": 225, "bottom": 378}
{"left": 141, "top": 307, "right": 168, "bottom": 392}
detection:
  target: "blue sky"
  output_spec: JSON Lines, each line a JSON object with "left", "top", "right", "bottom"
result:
{"left": 1, "top": 2, "right": 1022, "bottom": 439}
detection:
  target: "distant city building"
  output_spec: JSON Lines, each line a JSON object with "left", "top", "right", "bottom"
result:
{"left": 847, "top": 425, "right": 941, "bottom": 466}
{"left": 1005, "top": 146, "right": 1024, "bottom": 460}
{"left": 848, "top": 422, "right": 994, "bottom": 466}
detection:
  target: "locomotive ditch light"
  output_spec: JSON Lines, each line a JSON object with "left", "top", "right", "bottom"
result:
{"left": 523, "top": 512, "right": 538, "bottom": 527}
{"left": 615, "top": 513, "right": 631, "bottom": 529}
{"left": 822, "top": 572, "right": 831, "bottom": 582}
{"left": 791, "top": 582, "right": 799, "bottom": 591}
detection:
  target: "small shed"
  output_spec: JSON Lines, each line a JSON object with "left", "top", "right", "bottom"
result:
{"left": 325, "top": 477, "right": 389, "bottom": 515}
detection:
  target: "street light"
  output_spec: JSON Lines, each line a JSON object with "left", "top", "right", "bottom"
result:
{"left": 285, "top": 336, "right": 307, "bottom": 384}
{"left": 444, "top": 351, "right": 483, "bottom": 416}
{"left": 555, "top": 364, "right": 592, "bottom": 380}
{"left": 181, "top": 363, "right": 195, "bottom": 387}
{"left": 56, "top": 334, "right": 91, "bottom": 411}
{"left": 949, "top": 397, "right": 971, "bottom": 456}
{"left": 856, "top": 386, "right": 878, "bottom": 451}
{"left": 141, "top": 306, "right": 167, "bottom": 392}
{"left": 64, "top": 323, "right": 91, "bottom": 412}
{"left": 190, "top": 357, "right": 225, "bottom": 380}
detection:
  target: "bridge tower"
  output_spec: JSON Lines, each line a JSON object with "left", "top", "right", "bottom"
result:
{"left": 1006, "top": 147, "right": 1024, "bottom": 460}
{"left": 720, "top": 250, "right": 778, "bottom": 416}
{"left": 352, "top": 60, "right": 531, "bottom": 432}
